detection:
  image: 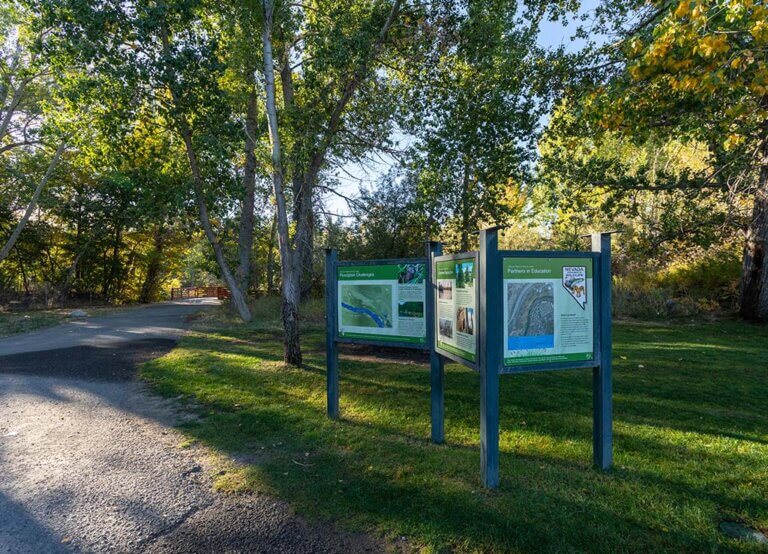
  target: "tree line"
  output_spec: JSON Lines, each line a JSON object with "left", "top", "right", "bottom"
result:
{"left": 1, "top": 0, "right": 766, "bottom": 365}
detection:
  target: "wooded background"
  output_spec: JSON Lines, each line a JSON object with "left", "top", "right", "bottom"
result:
{"left": 1, "top": 0, "right": 766, "bottom": 364}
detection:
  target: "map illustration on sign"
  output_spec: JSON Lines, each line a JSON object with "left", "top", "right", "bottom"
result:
{"left": 337, "top": 263, "right": 426, "bottom": 345}
{"left": 341, "top": 284, "right": 393, "bottom": 328}
{"left": 502, "top": 257, "right": 594, "bottom": 366}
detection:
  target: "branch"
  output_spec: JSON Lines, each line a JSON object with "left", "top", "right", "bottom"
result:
{"left": 315, "top": 183, "right": 366, "bottom": 210}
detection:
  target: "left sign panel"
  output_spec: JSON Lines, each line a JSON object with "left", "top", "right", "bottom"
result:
{"left": 337, "top": 263, "right": 427, "bottom": 345}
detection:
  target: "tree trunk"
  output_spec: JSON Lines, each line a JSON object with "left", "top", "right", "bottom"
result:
{"left": 139, "top": 226, "right": 166, "bottom": 304}
{"left": 739, "top": 147, "right": 768, "bottom": 321}
{"left": 236, "top": 87, "right": 259, "bottom": 294}
{"left": 262, "top": 0, "right": 302, "bottom": 366}
{"left": 280, "top": 47, "right": 315, "bottom": 301}
{"left": 180, "top": 123, "right": 253, "bottom": 321}
{"left": 157, "top": 15, "right": 252, "bottom": 322}
{"left": 58, "top": 238, "right": 93, "bottom": 304}
{"left": 260, "top": 0, "right": 402, "bottom": 364}
{"left": 460, "top": 157, "right": 471, "bottom": 252}
{"left": 266, "top": 210, "right": 277, "bottom": 294}
{"left": 281, "top": 261, "right": 303, "bottom": 364}
{"left": 0, "top": 142, "right": 65, "bottom": 263}
{"left": 103, "top": 225, "right": 122, "bottom": 302}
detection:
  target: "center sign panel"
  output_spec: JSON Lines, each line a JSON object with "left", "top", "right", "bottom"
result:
{"left": 502, "top": 257, "right": 595, "bottom": 366}
{"left": 337, "top": 263, "right": 427, "bottom": 345}
{"left": 435, "top": 257, "right": 477, "bottom": 363}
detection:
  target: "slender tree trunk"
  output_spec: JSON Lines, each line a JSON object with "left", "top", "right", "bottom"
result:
{"left": 19, "top": 257, "right": 30, "bottom": 296}
{"left": 262, "top": 0, "right": 302, "bottom": 366}
{"left": 158, "top": 16, "right": 252, "bottom": 322}
{"left": 0, "top": 142, "right": 65, "bottom": 263}
{"left": 58, "top": 237, "right": 93, "bottom": 304}
{"left": 179, "top": 124, "right": 253, "bottom": 321}
{"left": 139, "top": 226, "right": 166, "bottom": 304}
{"left": 266, "top": 210, "right": 277, "bottom": 294}
{"left": 280, "top": 48, "right": 314, "bottom": 300}
{"left": 236, "top": 87, "right": 259, "bottom": 293}
{"left": 459, "top": 158, "right": 471, "bottom": 252}
{"left": 103, "top": 225, "right": 122, "bottom": 302}
{"left": 739, "top": 144, "right": 768, "bottom": 321}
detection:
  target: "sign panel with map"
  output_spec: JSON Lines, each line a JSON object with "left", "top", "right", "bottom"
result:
{"left": 337, "top": 263, "right": 427, "bottom": 345}
{"left": 435, "top": 257, "right": 477, "bottom": 364}
{"left": 502, "top": 257, "right": 594, "bottom": 366}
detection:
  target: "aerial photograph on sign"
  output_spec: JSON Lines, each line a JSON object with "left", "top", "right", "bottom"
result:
{"left": 340, "top": 284, "right": 393, "bottom": 328}
{"left": 506, "top": 282, "right": 555, "bottom": 350}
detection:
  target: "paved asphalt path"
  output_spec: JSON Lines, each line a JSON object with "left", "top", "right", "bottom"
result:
{"left": 0, "top": 302, "right": 386, "bottom": 553}
{"left": 0, "top": 298, "right": 220, "bottom": 357}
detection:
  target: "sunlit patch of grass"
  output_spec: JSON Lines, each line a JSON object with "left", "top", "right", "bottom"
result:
{"left": 142, "top": 306, "right": 768, "bottom": 552}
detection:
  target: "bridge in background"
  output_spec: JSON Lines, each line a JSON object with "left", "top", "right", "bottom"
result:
{"left": 171, "top": 286, "right": 230, "bottom": 301}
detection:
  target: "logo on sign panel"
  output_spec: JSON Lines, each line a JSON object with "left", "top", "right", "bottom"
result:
{"left": 562, "top": 266, "right": 587, "bottom": 309}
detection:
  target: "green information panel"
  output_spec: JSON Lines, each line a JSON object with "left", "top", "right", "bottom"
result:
{"left": 502, "top": 257, "right": 594, "bottom": 366}
{"left": 337, "top": 263, "right": 426, "bottom": 344}
{"left": 435, "top": 258, "right": 477, "bottom": 362}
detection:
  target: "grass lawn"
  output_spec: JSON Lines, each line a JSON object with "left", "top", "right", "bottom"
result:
{"left": 0, "top": 310, "right": 69, "bottom": 337}
{"left": 142, "top": 300, "right": 768, "bottom": 552}
{"left": 0, "top": 304, "right": 151, "bottom": 338}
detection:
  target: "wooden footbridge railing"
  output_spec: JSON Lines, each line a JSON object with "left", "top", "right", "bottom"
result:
{"left": 171, "top": 286, "right": 230, "bottom": 300}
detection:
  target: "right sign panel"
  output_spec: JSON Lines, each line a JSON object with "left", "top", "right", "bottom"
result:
{"left": 502, "top": 257, "right": 594, "bottom": 366}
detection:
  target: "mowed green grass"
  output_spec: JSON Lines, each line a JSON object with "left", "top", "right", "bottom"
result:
{"left": 0, "top": 310, "right": 65, "bottom": 337}
{"left": 142, "top": 304, "right": 768, "bottom": 552}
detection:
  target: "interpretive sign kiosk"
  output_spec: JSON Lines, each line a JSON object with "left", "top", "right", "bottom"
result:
{"left": 325, "top": 243, "right": 446, "bottom": 442}
{"left": 469, "top": 227, "right": 613, "bottom": 487}
{"left": 326, "top": 229, "right": 613, "bottom": 489}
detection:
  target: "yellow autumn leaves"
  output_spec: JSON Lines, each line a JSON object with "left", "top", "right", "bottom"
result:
{"left": 588, "top": 0, "right": 767, "bottom": 152}
{"left": 696, "top": 34, "right": 729, "bottom": 57}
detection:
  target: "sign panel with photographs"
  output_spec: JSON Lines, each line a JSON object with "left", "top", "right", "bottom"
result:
{"left": 337, "top": 263, "right": 427, "bottom": 345}
{"left": 435, "top": 257, "right": 477, "bottom": 363}
{"left": 502, "top": 257, "right": 594, "bottom": 366}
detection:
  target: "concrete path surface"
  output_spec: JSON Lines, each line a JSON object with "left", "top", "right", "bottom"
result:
{"left": 0, "top": 303, "right": 386, "bottom": 553}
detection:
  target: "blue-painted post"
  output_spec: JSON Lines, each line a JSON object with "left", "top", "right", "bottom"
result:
{"left": 592, "top": 233, "right": 613, "bottom": 469}
{"left": 479, "top": 228, "right": 502, "bottom": 488}
{"left": 325, "top": 248, "right": 340, "bottom": 419}
{"left": 426, "top": 241, "right": 445, "bottom": 444}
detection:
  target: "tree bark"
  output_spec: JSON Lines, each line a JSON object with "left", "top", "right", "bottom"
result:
{"left": 236, "top": 87, "right": 259, "bottom": 294}
{"left": 179, "top": 123, "right": 254, "bottom": 321}
{"left": 266, "top": 210, "right": 277, "bottom": 294}
{"left": 0, "top": 142, "right": 65, "bottom": 263}
{"left": 262, "top": 0, "right": 302, "bottom": 366}
{"left": 739, "top": 142, "right": 768, "bottom": 321}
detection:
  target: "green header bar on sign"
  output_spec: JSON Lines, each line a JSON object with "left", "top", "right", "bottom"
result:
{"left": 502, "top": 257, "right": 593, "bottom": 279}
{"left": 338, "top": 264, "right": 403, "bottom": 281}
{"left": 436, "top": 258, "right": 476, "bottom": 279}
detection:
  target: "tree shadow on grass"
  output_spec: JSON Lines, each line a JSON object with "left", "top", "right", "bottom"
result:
{"left": 131, "top": 321, "right": 768, "bottom": 551}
